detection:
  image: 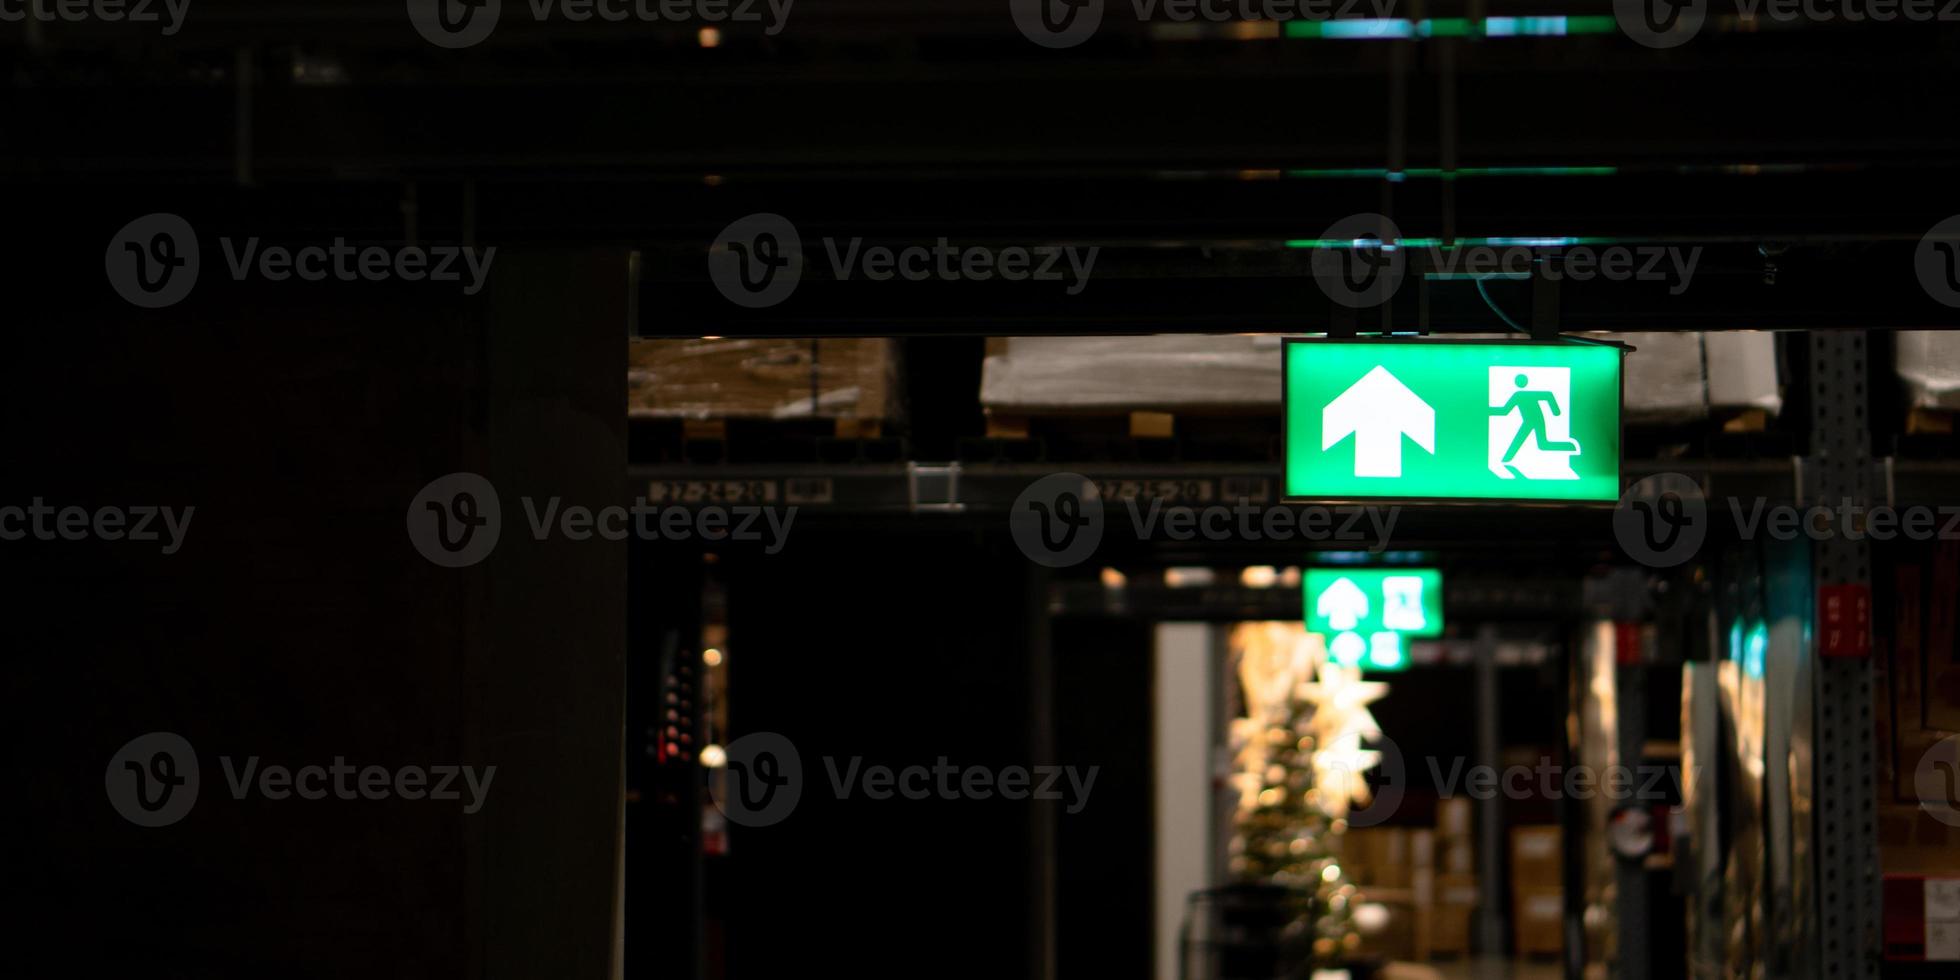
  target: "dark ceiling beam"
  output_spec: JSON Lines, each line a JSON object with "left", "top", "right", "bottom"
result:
{"left": 6, "top": 28, "right": 1957, "bottom": 177}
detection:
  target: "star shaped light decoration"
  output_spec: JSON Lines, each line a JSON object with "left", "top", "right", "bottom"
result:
{"left": 1295, "top": 658, "right": 1388, "bottom": 819}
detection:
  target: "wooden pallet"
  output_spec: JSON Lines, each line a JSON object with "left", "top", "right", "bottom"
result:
{"left": 1906, "top": 407, "right": 1954, "bottom": 435}
{"left": 983, "top": 406, "right": 1287, "bottom": 439}
{"left": 633, "top": 415, "right": 897, "bottom": 464}
{"left": 676, "top": 417, "right": 883, "bottom": 441}
{"left": 1717, "top": 406, "right": 1772, "bottom": 433}
{"left": 986, "top": 409, "right": 1179, "bottom": 440}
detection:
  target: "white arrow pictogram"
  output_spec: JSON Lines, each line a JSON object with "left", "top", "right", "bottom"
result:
{"left": 1323, "top": 366, "right": 1436, "bottom": 478}
{"left": 1317, "top": 576, "right": 1370, "bottom": 631}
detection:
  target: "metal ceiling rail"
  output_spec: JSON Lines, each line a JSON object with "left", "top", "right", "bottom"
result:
{"left": 623, "top": 458, "right": 1960, "bottom": 514}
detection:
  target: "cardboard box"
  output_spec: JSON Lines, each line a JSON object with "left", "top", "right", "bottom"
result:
{"left": 1344, "top": 828, "right": 1413, "bottom": 888}
{"left": 1358, "top": 899, "right": 1419, "bottom": 963}
{"left": 1431, "top": 904, "right": 1476, "bottom": 956}
{"left": 1411, "top": 829, "right": 1435, "bottom": 868}
{"left": 1438, "top": 874, "right": 1481, "bottom": 907}
{"left": 628, "top": 338, "right": 895, "bottom": 420}
{"left": 1513, "top": 885, "right": 1564, "bottom": 956}
{"left": 1437, "top": 796, "right": 1473, "bottom": 839}
{"left": 1442, "top": 837, "right": 1476, "bottom": 875}
{"left": 1511, "top": 826, "right": 1562, "bottom": 888}
{"left": 1430, "top": 874, "right": 1480, "bottom": 956}
{"left": 1411, "top": 865, "right": 1435, "bottom": 960}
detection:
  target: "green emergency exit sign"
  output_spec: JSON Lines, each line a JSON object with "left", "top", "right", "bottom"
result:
{"left": 1283, "top": 339, "right": 1623, "bottom": 503}
{"left": 1305, "top": 568, "right": 1444, "bottom": 638}
{"left": 1301, "top": 568, "right": 1442, "bottom": 674}
{"left": 1305, "top": 566, "right": 1443, "bottom": 672}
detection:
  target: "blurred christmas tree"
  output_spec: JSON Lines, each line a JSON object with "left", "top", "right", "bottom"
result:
{"left": 1228, "top": 626, "right": 1386, "bottom": 970}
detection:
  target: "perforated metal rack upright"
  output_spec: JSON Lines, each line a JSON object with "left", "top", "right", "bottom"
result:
{"left": 1804, "top": 331, "right": 1881, "bottom": 980}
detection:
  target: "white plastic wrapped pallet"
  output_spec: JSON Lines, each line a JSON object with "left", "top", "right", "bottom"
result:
{"left": 979, "top": 333, "right": 1782, "bottom": 419}
{"left": 1609, "top": 332, "right": 1783, "bottom": 421}
{"left": 1704, "top": 333, "right": 1783, "bottom": 415}
{"left": 979, "top": 335, "right": 1285, "bottom": 411}
{"left": 1896, "top": 332, "right": 1960, "bottom": 409}
{"left": 1612, "top": 332, "right": 1706, "bottom": 421}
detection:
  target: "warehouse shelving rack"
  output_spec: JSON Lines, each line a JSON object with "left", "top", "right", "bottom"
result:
{"left": 627, "top": 329, "right": 1947, "bottom": 980}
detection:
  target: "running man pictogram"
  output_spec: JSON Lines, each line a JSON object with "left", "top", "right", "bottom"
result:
{"left": 1487, "top": 367, "right": 1582, "bottom": 480}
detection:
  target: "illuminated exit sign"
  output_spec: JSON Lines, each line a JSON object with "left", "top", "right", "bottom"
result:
{"left": 1306, "top": 567, "right": 1442, "bottom": 671}
{"left": 1283, "top": 339, "right": 1623, "bottom": 503}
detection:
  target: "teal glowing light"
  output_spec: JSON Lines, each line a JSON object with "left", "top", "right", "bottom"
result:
{"left": 1285, "top": 235, "right": 1615, "bottom": 249}
{"left": 1367, "top": 632, "right": 1406, "bottom": 670}
{"left": 1480, "top": 237, "right": 1582, "bottom": 248}
{"left": 1316, "top": 19, "right": 1414, "bottom": 39}
{"left": 1330, "top": 630, "right": 1368, "bottom": 666}
{"left": 1743, "top": 622, "right": 1769, "bottom": 679}
{"left": 1282, "top": 166, "right": 1619, "bottom": 181}
{"left": 1484, "top": 17, "right": 1574, "bottom": 36}
{"left": 1285, "top": 17, "right": 1617, "bottom": 40}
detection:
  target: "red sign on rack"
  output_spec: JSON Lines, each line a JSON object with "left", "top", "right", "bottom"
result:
{"left": 1614, "top": 622, "right": 1644, "bottom": 666}
{"left": 1819, "top": 584, "right": 1872, "bottom": 658}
